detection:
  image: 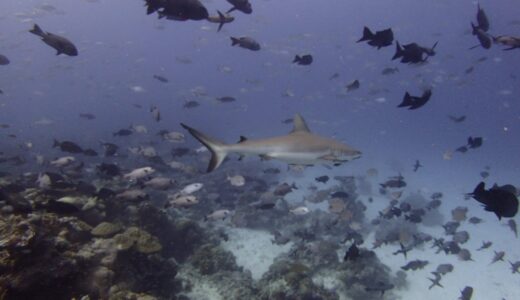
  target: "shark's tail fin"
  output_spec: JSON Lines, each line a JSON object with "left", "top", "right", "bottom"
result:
{"left": 392, "top": 40, "right": 403, "bottom": 60}
{"left": 181, "top": 123, "right": 228, "bottom": 172}
{"left": 397, "top": 92, "right": 413, "bottom": 107}
{"left": 357, "top": 26, "right": 374, "bottom": 42}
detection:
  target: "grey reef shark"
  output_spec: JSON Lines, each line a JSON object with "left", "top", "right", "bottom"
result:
{"left": 181, "top": 114, "right": 362, "bottom": 172}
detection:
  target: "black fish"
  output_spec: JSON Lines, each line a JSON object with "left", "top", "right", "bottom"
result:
{"left": 97, "top": 163, "right": 121, "bottom": 177}
{"left": 145, "top": 0, "right": 209, "bottom": 21}
{"left": 477, "top": 241, "right": 492, "bottom": 251}
{"left": 256, "top": 203, "right": 275, "bottom": 210}
{"left": 29, "top": 24, "right": 78, "bottom": 56}
{"left": 53, "top": 139, "right": 83, "bottom": 153}
{"left": 184, "top": 100, "right": 200, "bottom": 108}
{"left": 153, "top": 74, "right": 169, "bottom": 83}
{"left": 315, "top": 175, "right": 329, "bottom": 183}
{"left": 357, "top": 26, "right": 394, "bottom": 49}
{"left": 226, "top": 0, "right": 252, "bottom": 14}
{"left": 448, "top": 115, "right": 466, "bottom": 123}
{"left": 230, "top": 36, "right": 260, "bottom": 51}
{"left": 459, "top": 286, "right": 473, "bottom": 300}
{"left": 413, "top": 160, "right": 423, "bottom": 172}
{"left": 476, "top": 4, "right": 490, "bottom": 32}
{"left": 469, "top": 182, "right": 519, "bottom": 220}
{"left": 470, "top": 23, "right": 492, "bottom": 49}
{"left": 0, "top": 54, "right": 10, "bottom": 65}
{"left": 113, "top": 128, "right": 133, "bottom": 137}
{"left": 397, "top": 89, "right": 432, "bottom": 110}
{"left": 467, "top": 136, "right": 483, "bottom": 149}
{"left": 83, "top": 148, "right": 98, "bottom": 156}
{"left": 393, "top": 41, "right": 437, "bottom": 64}
{"left": 456, "top": 146, "right": 468, "bottom": 153}
{"left": 507, "top": 219, "right": 518, "bottom": 238}
{"left": 468, "top": 216, "right": 483, "bottom": 224}
{"left": 343, "top": 244, "right": 360, "bottom": 262}
{"left": 102, "top": 142, "right": 119, "bottom": 157}
{"left": 346, "top": 80, "right": 360, "bottom": 92}
{"left": 428, "top": 272, "right": 443, "bottom": 289}
{"left": 380, "top": 175, "right": 406, "bottom": 189}
{"left": 292, "top": 54, "right": 313, "bottom": 65}
{"left": 364, "top": 281, "right": 394, "bottom": 296}
{"left": 216, "top": 96, "right": 236, "bottom": 103}
{"left": 401, "top": 260, "right": 429, "bottom": 271}
{"left": 79, "top": 113, "right": 96, "bottom": 120}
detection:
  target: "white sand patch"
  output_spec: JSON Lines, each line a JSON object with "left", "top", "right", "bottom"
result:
{"left": 222, "top": 228, "right": 293, "bottom": 280}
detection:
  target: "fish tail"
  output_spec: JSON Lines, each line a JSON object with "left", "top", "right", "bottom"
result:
{"left": 29, "top": 24, "right": 44, "bottom": 37}
{"left": 181, "top": 123, "right": 228, "bottom": 172}
{"left": 292, "top": 55, "right": 301, "bottom": 63}
{"left": 52, "top": 139, "right": 60, "bottom": 148}
{"left": 230, "top": 37, "right": 239, "bottom": 46}
{"left": 392, "top": 40, "right": 403, "bottom": 60}
{"left": 397, "top": 92, "right": 413, "bottom": 107}
{"left": 357, "top": 26, "right": 373, "bottom": 42}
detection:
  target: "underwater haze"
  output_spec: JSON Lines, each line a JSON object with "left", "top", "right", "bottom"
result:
{"left": 1, "top": 0, "right": 520, "bottom": 299}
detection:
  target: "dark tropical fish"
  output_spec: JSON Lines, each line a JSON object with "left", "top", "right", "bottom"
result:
{"left": 432, "top": 263, "right": 454, "bottom": 276}
{"left": 458, "top": 249, "right": 474, "bottom": 261}
{"left": 101, "top": 142, "right": 119, "bottom": 156}
{"left": 144, "top": 0, "right": 209, "bottom": 21}
{"left": 467, "top": 136, "right": 483, "bottom": 149}
{"left": 150, "top": 105, "right": 161, "bottom": 122}
{"left": 29, "top": 24, "right": 78, "bottom": 56}
{"left": 346, "top": 79, "right": 360, "bottom": 92}
{"left": 413, "top": 160, "right": 423, "bottom": 172}
{"left": 381, "top": 67, "right": 398, "bottom": 75}
{"left": 401, "top": 260, "right": 429, "bottom": 271}
{"left": 364, "top": 280, "right": 394, "bottom": 296}
{"left": 468, "top": 216, "right": 483, "bottom": 224}
{"left": 357, "top": 26, "right": 394, "bottom": 49}
{"left": 477, "top": 241, "right": 492, "bottom": 251}
{"left": 207, "top": 11, "right": 234, "bottom": 32}
{"left": 393, "top": 41, "right": 437, "bottom": 63}
{"left": 459, "top": 286, "right": 473, "bottom": 300}
{"left": 183, "top": 100, "right": 200, "bottom": 108}
{"left": 53, "top": 139, "right": 83, "bottom": 153}
{"left": 153, "top": 74, "right": 169, "bottom": 83}
{"left": 469, "top": 182, "right": 518, "bottom": 220}
{"left": 83, "top": 148, "right": 98, "bottom": 156}
{"left": 113, "top": 128, "right": 133, "bottom": 137}
{"left": 493, "top": 35, "right": 520, "bottom": 50}
{"left": 216, "top": 96, "right": 236, "bottom": 103}
{"left": 428, "top": 272, "right": 443, "bottom": 289}
{"left": 476, "top": 4, "right": 490, "bottom": 32}
{"left": 343, "top": 244, "right": 360, "bottom": 262}
{"left": 470, "top": 23, "right": 492, "bottom": 49}
{"left": 509, "top": 261, "right": 520, "bottom": 273}
{"left": 230, "top": 36, "right": 260, "bottom": 51}
{"left": 329, "top": 72, "right": 340, "bottom": 80}
{"left": 315, "top": 175, "right": 329, "bottom": 183}
{"left": 292, "top": 54, "right": 313, "bottom": 65}
{"left": 456, "top": 146, "right": 468, "bottom": 153}
{"left": 380, "top": 174, "right": 406, "bottom": 189}
{"left": 79, "top": 113, "right": 96, "bottom": 120}
{"left": 0, "top": 54, "right": 10, "bottom": 65}
{"left": 97, "top": 163, "right": 121, "bottom": 177}
{"left": 256, "top": 203, "right": 275, "bottom": 210}
{"left": 397, "top": 89, "right": 432, "bottom": 110}
{"left": 448, "top": 115, "right": 466, "bottom": 123}
{"left": 465, "top": 66, "right": 475, "bottom": 74}
{"left": 274, "top": 182, "right": 297, "bottom": 196}
{"left": 507, "top": 219, "right": 518, "bottom": 238}
{"left": 490, "top": 250, "right": 505, "bottom": 264}
{"left": 226, "top": 0, "right": 252, "bottom": 14}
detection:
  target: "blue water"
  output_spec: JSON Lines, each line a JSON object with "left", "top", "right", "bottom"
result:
{"left": 1, "top": 0, "right": 519, "bottom": 299}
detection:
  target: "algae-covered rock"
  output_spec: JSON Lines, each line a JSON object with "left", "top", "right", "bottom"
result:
{"left": 91, "top": 222, "right": 122, "bottom": 237}
{"left": 113, "top": 227, "right": 162, "bottom": 254}
{"left": 190, "top": 243, "right": 239, "bottom": 275}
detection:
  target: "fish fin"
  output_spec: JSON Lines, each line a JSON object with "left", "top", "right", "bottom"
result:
{"left": 290, "top": 113, "right": 311, "bottom": 133}
{"left": 56, "top": 49, "right": 62, "bottom": 55}
{"left": 503, "top": 46, "right": 518, "bottom": 51}
{"left": 29, "top": 24, "right": 44, "bottom": 37}
{"left": 397, "top": 92, "right": 413, "bottom": 107}
{"left": 230, "top": 37, "right": 239, "bottom": 46}
{"left": 180, "top": 123, "right": 228, "bottom": 172}
{"left": 218, "top": 22, "right": 224, "bottom": 32}
{"left": 238, "top": 136, "right": 248, "bottom": 143}
{"left": 392, "top": 40, "right": 403, "bottom": 60}
{"left": 292, "top": 55, "right": 301, "bottom": 63}
{"left": 357, "top": 26, "right": 373, "bottom": 42}
{"left": 217, "top": 11, "right": 225, "bottom": 32}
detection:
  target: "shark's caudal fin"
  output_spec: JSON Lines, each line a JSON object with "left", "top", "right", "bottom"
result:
{"left": 181, "top": 123, "right": 228, "bottom": 172}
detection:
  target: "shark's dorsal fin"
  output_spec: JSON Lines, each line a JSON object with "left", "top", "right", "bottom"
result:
{"left": 291, "top": 114, "right": 310, "bottom": 133}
